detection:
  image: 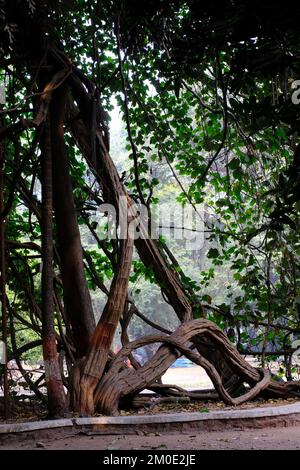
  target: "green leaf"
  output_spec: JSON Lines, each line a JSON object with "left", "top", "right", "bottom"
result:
{"left": 207, "top": 248, "right": 219, "bottom": 259}
{"left": 228, "top": 158, "right": 240, "bottom": 170}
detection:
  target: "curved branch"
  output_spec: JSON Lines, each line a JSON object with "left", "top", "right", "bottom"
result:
{"left": 96, "top": 318, "right": 299, "bottom": 414}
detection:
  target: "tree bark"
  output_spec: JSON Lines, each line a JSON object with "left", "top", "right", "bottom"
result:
{"left": 41, "top": 116, "right": 67, "bottom": 417}
{"left": 77, "top": 236, "right": 134, "bottom": 415}
{"left": 74, "top": 183, "right": 135, "bottom": 414}
{"left": 96, "top": 318, "right": 300, "bottom": 415}
{"left": 50, "top": 85, "right": 95, "bottom": 358}
{"left": 0, "top": 114, "right": 9, "bottom": 419}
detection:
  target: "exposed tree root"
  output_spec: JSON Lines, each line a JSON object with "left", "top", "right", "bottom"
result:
{"left": 95, "top": 319, "right": 300, "bottom": 415}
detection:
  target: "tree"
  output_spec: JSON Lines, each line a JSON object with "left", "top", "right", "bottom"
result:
{"left": 1, "top": 0, "right": 300, "bottom": 417}
{"left": 40, "top": 114, "right": 67, "bottom": 417}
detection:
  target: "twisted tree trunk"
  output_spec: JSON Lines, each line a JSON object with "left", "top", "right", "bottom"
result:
{"left": 72, "top": 140, "right": 135, "bottom": 414}
{"left": 76, "top": 235, "right": 134, "bottom": 415}
{"left": 96, "top": 319, "right": 300, "bottom": 415}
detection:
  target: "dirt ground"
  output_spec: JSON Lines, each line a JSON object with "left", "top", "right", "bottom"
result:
{"left": 2, "top": 363, "right": 300, "bottom": 450}
{"left": 2, "top": 426, "right": 300, "bottom": 450}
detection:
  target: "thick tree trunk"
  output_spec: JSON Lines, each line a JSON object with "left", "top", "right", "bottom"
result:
{"left": 77, "top": 235, "right": 134, "bottom": 415}
{"left": 0, "top": 115, "right": 9, "bottom": 419}
{"left": 41, "top": 116, "right": 67, "bottom": 417}
{"left": 73, "top": 174, "right": 135, "bottom": 414}
{"left": 50, "top": 85, "right": 95, "bottom": 358}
